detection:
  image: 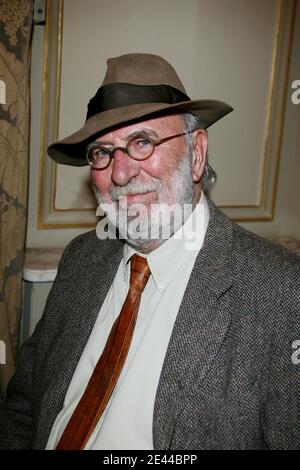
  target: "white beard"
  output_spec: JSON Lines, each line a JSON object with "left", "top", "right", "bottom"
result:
{"left": 93, "top": 153, "right": 195, "bottom": 252}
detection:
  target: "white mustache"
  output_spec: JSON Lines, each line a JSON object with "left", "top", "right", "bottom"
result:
{"left": 109, "top": 178, "right": 162, "bottom": 201}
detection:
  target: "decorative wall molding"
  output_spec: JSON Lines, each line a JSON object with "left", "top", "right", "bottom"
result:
{"left": 220, "top": 0, "right": 297, "bottom": 221}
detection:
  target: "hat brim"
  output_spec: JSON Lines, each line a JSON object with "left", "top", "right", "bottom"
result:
{"left": 47, "top": 99, "right": 233, "bottom": 166}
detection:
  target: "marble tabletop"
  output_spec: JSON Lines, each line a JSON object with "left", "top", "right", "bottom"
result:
{"left": 274, "top": 237, "right": 300, "bottom": 255}
{"left": 23, "top": 247, "right": 65, "bottom": 282}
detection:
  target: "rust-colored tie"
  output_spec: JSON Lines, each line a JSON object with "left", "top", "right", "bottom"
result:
{"left": 56, "top": 254, "right": 151, "bottom": 450}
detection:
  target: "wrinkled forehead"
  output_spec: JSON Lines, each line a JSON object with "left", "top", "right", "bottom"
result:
{"left": 95, "top": 112, "right": 186, "bottom": 142}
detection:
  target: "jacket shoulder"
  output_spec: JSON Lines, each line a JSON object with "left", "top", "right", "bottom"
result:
{"left": 57, "top": 230, "right": 123, "bottom": 278}
{"left": 233, "top": 223, "right": 300, "bottom": 269}
{"left": 232, "top": 223, "right": 300, "bottom": 297}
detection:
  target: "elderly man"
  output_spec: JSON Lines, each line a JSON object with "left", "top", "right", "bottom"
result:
{"left": 0, "top": 53, "right": 299, "bottom": 450}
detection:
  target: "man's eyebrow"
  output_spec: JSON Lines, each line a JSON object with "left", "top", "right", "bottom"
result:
{"left": 95, "top": 128, "right": 159, "bottom": 146}
{"left": 126, "top": 128, "right": 159, "bottom": 139}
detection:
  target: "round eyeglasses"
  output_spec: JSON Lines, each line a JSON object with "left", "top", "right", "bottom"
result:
{"left": 86, "top": 131, "right": 193, "bottom": 170}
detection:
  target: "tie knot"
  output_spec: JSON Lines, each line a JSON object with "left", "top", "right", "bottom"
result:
{"left": 129, "top": 254, "right": 151, "bottom": 292}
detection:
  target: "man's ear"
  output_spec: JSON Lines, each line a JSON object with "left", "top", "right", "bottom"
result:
{"left": 191, "top": 129, "right": 208, "bottom": 182}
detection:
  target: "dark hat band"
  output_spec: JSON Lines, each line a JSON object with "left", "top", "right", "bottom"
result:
{"left": 86, "top": 83, "right": 191, "bottom": 121}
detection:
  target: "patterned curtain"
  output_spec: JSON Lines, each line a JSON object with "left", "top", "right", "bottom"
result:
{"left": 0, "top": 0, "right": 33, "bottom": 399}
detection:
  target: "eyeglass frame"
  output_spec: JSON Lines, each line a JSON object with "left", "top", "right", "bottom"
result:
{"left": 86, "top": 130, "right": 194, "bottom": 170}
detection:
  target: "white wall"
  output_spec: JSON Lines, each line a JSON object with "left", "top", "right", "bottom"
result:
{"left": 242, "top": 1, "right": 300, "bottom": 239}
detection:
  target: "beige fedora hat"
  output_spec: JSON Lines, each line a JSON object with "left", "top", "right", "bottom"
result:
{"left": 47, "top": 53, "right": 233, "bottom": 166}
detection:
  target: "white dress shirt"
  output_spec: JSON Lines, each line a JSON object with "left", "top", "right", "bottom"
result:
{"left": 46, "top": 193, "right": 210, "bottom": 450}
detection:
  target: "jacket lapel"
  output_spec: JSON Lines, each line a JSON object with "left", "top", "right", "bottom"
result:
{"left": 35, "top": 238, "right": 123, "bottom": 449}
{"left": 153, "top": 200, "right": 235, "bottom": 449}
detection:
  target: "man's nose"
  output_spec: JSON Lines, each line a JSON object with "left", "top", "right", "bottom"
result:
{"left": 110, "top": 149, "right": 142, "bottom": 186}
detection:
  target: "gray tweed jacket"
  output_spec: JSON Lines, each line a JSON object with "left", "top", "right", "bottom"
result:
{"left": 0, "top": 200, "right": 300, "bottom": 450}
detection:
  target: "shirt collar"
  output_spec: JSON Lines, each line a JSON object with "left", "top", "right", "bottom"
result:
{"left": 123, "top": 192, "right": 210, "bottom": 292}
